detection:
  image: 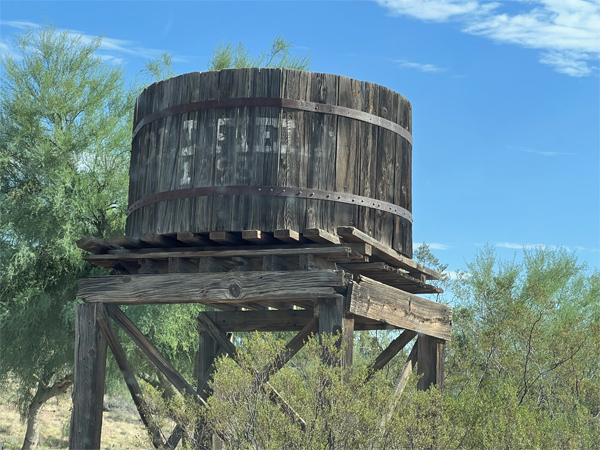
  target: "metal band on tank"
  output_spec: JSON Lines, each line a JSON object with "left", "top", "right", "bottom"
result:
{"left": 131, "top": 97, "right": 413, "bottom": 145}
{"left": 127, "top": 185, "right": 413, "bottom": 222}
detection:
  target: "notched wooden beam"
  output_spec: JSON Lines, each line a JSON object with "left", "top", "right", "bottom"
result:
{"left": 348, "top": 276, "right": 452, "bottom": 340}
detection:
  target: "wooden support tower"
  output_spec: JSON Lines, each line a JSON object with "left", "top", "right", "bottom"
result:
{"left": 71, "top": 68, "right": 451, "bottom": 448}
{"left": 70, "top": 227, "right": 452, "bottom": 449}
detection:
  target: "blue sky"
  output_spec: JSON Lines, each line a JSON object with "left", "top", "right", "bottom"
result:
{"left": 2, "top": 0, "right": 599, "bottom": 275}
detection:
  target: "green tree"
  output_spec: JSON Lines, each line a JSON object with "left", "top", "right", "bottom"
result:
{"left": 446, "top": 246, "right": 600, "bottom": 448}
{"left": 208, "top": 35, "right": 311, "bottom": 71}
{"left": 0, "top": 24, "right": 134, "bottom": 449}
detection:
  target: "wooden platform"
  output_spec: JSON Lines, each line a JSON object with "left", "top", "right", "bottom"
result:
{"left": 77, "top": 226, "right": 443, "bottom": 297}
{"left": 72, "top": 227, "right": 451, "bottom": 449}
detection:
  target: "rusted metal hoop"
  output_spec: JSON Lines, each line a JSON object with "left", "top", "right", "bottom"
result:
{"left": 127, "top": 185, "right": 413, "bottom": 222}
{"left": 132, "top": 97, "right": 413, "bottom": 145}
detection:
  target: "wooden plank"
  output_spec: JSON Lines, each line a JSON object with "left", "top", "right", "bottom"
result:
{"left": 176, "top": 231, "right": 211, "bottom": 246}
{"left": 195, "top": 309, "right": 394, "bottom": 332}
{"left": 417, "top": 334, "right": 445, "bottom": 391}
{"left": 76, "top": 235, "right": 119, "bottom": 254}
{"left": 249, "top": 68, "right": 281, "bottom": 233}
{"left": 84, "top": 243, "right": 370, "bottom": 263}
{"left": 262, "top": 254, "right": 288, "bottom": 271}
{"left": 168, "top": 257, "right": 199, "bottom": 273}
{"left": 316, "top": 296, "right": 353, "bottom": 366}
{"left": 337, "top": 226, "right": 441, "bottom": 280}
{"left": 77, "top": 270, "right": 351, "bottom": 304}
{"left": 193, "top": 71, "right": 219, "bottom": 233}
{"left": 373, "top": 85, "right": 397, "bottom": 247}
{"left": 303, "top": 228, "right": 340, "bottom": 245}
{"left": 242, "top": 230, "right": 277, "bottom": 245}
{"left": 105, "top": 305, "right": 204, "bottom": 404}
{"left": 299, "top": 254, "right": 337, "bottom": 271}
{"left": 96, "top": 306, "right": 164, "bottom": 448}
{"left": 109, "top": 235, "right": 152, "bottom": 249}
{"left": 199, "top": 256, "right": 231, "bottom": 273}
{"left": 356, "top": 81, "right": 379, "bottom": 237}
{"left": 138, "top": 259, "right": 168, "bottom": 274}
{"left": 198, "top": 310, "right": 314, "bottom": 332}
{"left": 197, "top": 333, "right": 224, "bottom": 398}
{"left": 69, "top": 303, "right": 107, "bottom": 450}
{"left": 393, "top": 93, "right": 413, "bottom": 258}
{"left": 370, "top": 329, "right": 417, "bottom": 374}
{"left": 334, "top": 75, "right": 362, "bottom": 229}
{"left": 274, "top": 229, "right": 301, "bottom": 243}
{"left": 305, "top": 72, "right": 337, "bottom": 235}
{"left": 209, "top": 231, "right": 245, "bottom": 246}
{"left": 348, "top": 276, "right": 452, "bottom": 340}
{"left": 230, "top": 68, "right": 255, "bottom": 233}
{"left": 342, "top": 316, "right": 354, "bottom": 368}
{"left": 141, "top": 233, "right": 179, "bottom": 248}
{"left": 338, "top": 262, "right": 443, "bottom": 294}
{"left": 276, "top": 70, "right": 310, "bottom": 233}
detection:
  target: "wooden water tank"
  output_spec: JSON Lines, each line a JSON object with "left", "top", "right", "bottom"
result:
{"left": 126, "top": 69, "right": 413, "bottom": 257}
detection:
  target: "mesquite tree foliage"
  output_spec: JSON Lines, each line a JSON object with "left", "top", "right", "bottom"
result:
{"left": 0, "top": 23, "right": 134, "bottom": 448}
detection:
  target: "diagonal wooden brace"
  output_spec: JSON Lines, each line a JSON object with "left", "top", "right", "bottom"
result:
{"left": 367, "top": 329, "right": 417, "bottom": 380}
{"left": 197, "top": 312, "right": 307, "bottom": 430}
{"left": 96, "top": 305, "right": 164, "bottom": 448}
{"left": 106, "top": 304, "right": 204, "bottom": 405}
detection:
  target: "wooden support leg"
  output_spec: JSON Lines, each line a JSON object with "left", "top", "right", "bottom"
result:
{"left": 96, "top": 306, "right": 164, "bottom": 448}
{"left": 197, "top": 333, "right": 225, "bottom": 450}
{"left": 417, "top": 334, "right": 446, "bottom": 391}
{"left": 198, "top": 331, "right": 220, "bottom": 399}
{"left": 316, "top": 297, "right": 354, "bottom": 367}
{"left": 69, "top": 303, "right": 107, "bottom": 450}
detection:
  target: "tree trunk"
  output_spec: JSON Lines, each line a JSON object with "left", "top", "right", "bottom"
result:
{"left": 21, "top": 374, "right": 74, "bottom": 450}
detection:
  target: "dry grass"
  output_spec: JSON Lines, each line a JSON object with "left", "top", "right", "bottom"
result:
{"left": 0, "top": 391, "right": 158, "bottom": 450}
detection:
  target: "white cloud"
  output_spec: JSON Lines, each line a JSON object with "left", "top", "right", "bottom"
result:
{"left": 377, "top": 0, "right": 600, "bottom": 76}
{"left": 429, "top": 242, "right": 452, "bottom": 250}
{"left": 415, "top": 242, "right": 452, "bottom": 250}
{"left": 496, "top": 242, "right": 572, "bottom": 251}
{"left": 521, "top": 148, "right": 576, "bottom": 156}
{"left": 378, "top": 0, "right": 499, "bottom": 22}
{"left": 396, "top": 59, "right": 448, "bottom": 72}
{"left": 0, "top": 20, "right": 41, "bottom": 30}
{"left": 1, "top": 20, "right": 172, "bottom": 65}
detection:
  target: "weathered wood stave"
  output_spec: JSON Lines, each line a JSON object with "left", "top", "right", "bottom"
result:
{"left": 126, "top": 69, "right": 413, "bottom": 257}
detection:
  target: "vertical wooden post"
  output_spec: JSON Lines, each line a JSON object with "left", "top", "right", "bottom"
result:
{"left": 69, "top": 303, "right": 107, "bottom": 450}
{"left": 197, "top": 331, "right": 219, "bottom": 398}
{"left": 316, "top": 297, "right": 354, "bottom": 367}
{"left": 198, "top": 331, "right": 224, "bottom": 450}
{"left": 416, "top": 334, "right": 445, "bottom": 391}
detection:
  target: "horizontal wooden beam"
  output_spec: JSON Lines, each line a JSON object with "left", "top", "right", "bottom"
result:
{"left": 348, "top": 276, "right": 452, "bottom": 340}
{"left": 198, "top": 309, "right": 314, "bottom": 332}
{"left": 339, "top": 262, "right": 442, "bottom": 294}
{"left": 76, "top": 235, "right": 119, "bottom": 254}
{"left": 83, "top": 243, "right": 370, "bottom": 264}
{"left": 196, "top": 309, "right": 392, "bottom": 332}
{"left": 337, "top": 227, "right": 441, "bottom": 280}
{"left": 77, "top": 270, "right": 351, "bottom": 305}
